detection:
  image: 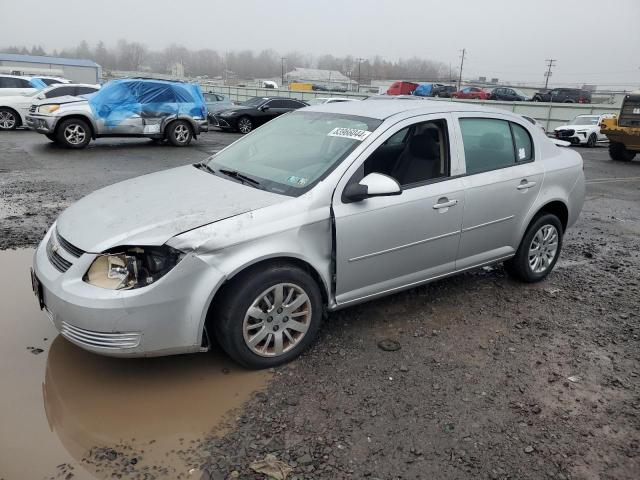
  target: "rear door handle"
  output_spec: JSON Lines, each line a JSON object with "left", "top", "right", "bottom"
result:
{"left": 433, "top": 198, "right": 458, "bottom": 209}
{"left": 517, "top": 180, "right": 537, "bottom": 190}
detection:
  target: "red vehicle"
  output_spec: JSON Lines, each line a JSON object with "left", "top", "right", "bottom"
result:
{"left": 386, "top": 81, "right": 419, "bottom": 96}
{"left": 451, "top": 86, "right": 490, "bottom": 100}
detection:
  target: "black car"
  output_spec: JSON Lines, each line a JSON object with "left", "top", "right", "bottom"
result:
{"left": 432, "top": 85, "right": 456, "bottom": 98}
{"left": 489, "top": 87, "right": 530, "bottom": 101}
{"left": 211, "top": 97, "right": 308, "bottom": 133}
{"left": 532, "top": 88, "right": 591, "bottom": 104}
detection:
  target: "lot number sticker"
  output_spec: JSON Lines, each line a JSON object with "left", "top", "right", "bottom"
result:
{"left": 328, "top": 127, "right": 372, "bottom": 141}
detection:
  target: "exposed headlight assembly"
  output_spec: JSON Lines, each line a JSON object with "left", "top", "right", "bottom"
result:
{"left": 84, "top": 245, "right": 185, "bottom": 290}
{"left": 38, "top": 104, "right": 60, "bottom": 114}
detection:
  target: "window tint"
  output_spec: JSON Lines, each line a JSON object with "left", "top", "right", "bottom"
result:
{"left": 45, "top": 86, "right": 75, "bottom": 98}
{"left": 511, "top": 123, "right": 533, "bottom": 162}
{"left": 459, "top": 118, "right": 515, "bottom": 174}
{"left": 41, "top": 78, "right": 63, "bottom": 86}
{"left": 0, "top": 77, "right": 28, "bottom": 88}
{"left": 267, "top": 99, "right": 288, "bottom": 108}
{"left": 363, "top": 120, "right": 449, "bottom": 187}
{"left": 75, "top": 86, "right": 98, "bottom": 96}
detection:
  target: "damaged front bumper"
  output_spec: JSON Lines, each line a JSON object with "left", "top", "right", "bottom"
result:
{"left": 26, "top": 113, "right": 59, "bottom": 133}
{"left": 32, "top": 226, "right": 225, "bottom": 357}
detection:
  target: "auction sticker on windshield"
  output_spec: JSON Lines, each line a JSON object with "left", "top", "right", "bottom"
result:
{"left": 327, "top": 127, "right": 372, "bottom": 141}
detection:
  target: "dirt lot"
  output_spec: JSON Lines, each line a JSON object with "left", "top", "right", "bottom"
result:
{"left": 1, "top": 131, "right": 638, "bottom": 480}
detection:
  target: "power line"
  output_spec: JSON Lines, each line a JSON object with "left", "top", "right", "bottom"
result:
{"left": 544, "top": 58, "right": 556, "bottom": 89}
{"left": 457, "top": 49, "right": 466, "bottom": 90}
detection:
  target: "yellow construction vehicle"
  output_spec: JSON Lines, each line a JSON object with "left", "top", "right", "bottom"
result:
{"left": 600, "top": 90, "right": 640, "bottom": 161}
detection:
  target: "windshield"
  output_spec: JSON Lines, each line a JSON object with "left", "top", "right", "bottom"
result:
{"left": 513, "top": 89, "right": 528, "bottom": 97}
{"left": 306, "top": 98, "right": 327, "bottom": 105}
{"left": 241, "top": 97, "right": 268, "bottom": 107}
{"left": 206, "top": 111, "right": 382, "bottom": 196}
{"left": 571, "top": 116, "right": 598, "bottom": 125}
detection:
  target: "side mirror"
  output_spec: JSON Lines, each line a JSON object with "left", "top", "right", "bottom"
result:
{"left": 260, "top": 105, "right": 270, "bottom": 111}
{"left": 343, "top": 173, "right": 402, "bottom": 202}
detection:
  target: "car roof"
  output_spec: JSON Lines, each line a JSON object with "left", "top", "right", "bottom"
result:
{"left": 304, "top": 98, "right": 509, "bottom": 120}
{"left": 0, "top": 74, "right": 36, "bottom": 79}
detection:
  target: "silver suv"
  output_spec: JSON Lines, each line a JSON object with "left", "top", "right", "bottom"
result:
{"left": 26, "top": 78, "right": 208, "bottom": 148}
{"left": 32, "top": 100, "right": 585, "bottom": 369}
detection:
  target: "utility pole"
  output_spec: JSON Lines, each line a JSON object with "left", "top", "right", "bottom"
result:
{"left": 356, "top": 58, "right": 364, "bottom": 92}
{"left": 457, "top": 49, "right": 466, "bottom": 91}
{"left": 281, "top": 57, "right": 286, "bottom": 88}
{"left": 544, "top": 58, "right": 556, "bottom": 89}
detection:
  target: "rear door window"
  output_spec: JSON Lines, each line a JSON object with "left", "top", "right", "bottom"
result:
{"left": 459, "top": 118, "right": 516, "bottom": 174}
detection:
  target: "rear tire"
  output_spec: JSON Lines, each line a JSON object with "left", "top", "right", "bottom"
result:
{"left": 166, "top": 120, "right": 193, "bottom": 146}
{"left": 504, "top": 213, "right": 563, "bottom": 283}
{"left": 609, "top": 141, "right": 636, "bottom": 161}
{"left": 0, "top": 108, "right": 20, "bottom": 130}
{"left": 56, "top": 118, "right": 91, "bottom": 149}
{"left": 213, "top": 263, "right": 323, "bottom": 369}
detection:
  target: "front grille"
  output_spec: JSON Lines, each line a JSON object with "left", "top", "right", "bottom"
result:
{"left": 61, "top": 321, "right": 141, "bottom": 349}
{"left": 556, "top": 129, "right": 575, "bottom": 138}
{"left": 29, "top": 105, "right": 37, "bottom": 113}
{"left": 46, "top": 235, "right": 72, "bottom": 272}
{"left": 46, "top": 230, "right": 85, "bottom": 272}
{"left": 56, "top": 229, "right": 85, "bottom": 257}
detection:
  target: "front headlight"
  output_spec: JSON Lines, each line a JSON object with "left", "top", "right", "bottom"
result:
{"left": 38, "top": 104, "right": 60, "bottom": 114}
{"left": 84, "top": 245, "right": 185, "bottom": 290}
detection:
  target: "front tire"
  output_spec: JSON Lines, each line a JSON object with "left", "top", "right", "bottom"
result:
{"left": 213, "top": 264, "right": 323, "bottom": 369}
{"left": 504, "top": 213, "right": 563, "bottom": 283}
{"left": 237, "top": 116, "right": 253, "bottom": 134}
{"left": 609, "top": 141, "right": 636, "bottom": 162}
{"left": 45, "top": 133, "right": 59, "bottom": 143}
{"left": 166, "top": 120, "right": 193, "bottom": 146}
{"left": 587, "top": 133, "right": 597, "bottom": 148}
{"left": 0, "top": 108, "right": 20, "bottom": 130}
{"left": 56, "top": 118, "right": 91, "bottom": 149}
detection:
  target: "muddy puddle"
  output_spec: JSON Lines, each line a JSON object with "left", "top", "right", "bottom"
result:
{"left": 0, "top": 249, "right": 271, "bottom": 479}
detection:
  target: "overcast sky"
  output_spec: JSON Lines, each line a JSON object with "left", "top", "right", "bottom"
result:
{"left": 2, "top": 0, "right": 639, "bottom": 87}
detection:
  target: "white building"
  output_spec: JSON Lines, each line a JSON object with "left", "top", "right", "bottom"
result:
{"left": 0, "top": 53, "right": 101, "bottom": 84}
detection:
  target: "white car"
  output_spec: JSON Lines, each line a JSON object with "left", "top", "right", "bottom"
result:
{"left": 554, "top": 114, "right": 613, "bottom": 147}
{"left": 522, "top": 115, "right": 546, "bottom": 134}
{"left": 307, "top": 97, "right": 358, "bottom": 105}
{"left": 0, "top": 74, "right": 47, "bottom": 97}
{"left": 0, "top": 83, "right": 99, "bottom": 131}
{"left": 36, "top": 76, "right": 72, "bottom": 86}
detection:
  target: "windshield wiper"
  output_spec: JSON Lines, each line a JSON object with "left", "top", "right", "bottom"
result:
{"left": 218, "top": 168, "right": 261, "bottom": 187}
{"left": 194, "top": 162, "right": 216, "bottom": 175}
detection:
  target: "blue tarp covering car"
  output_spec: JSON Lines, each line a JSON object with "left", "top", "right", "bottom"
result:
{"left": 412, "top": 83, "right": 434, "bottom": 97}
{"left": 87, "top": 78, "right": 206, "bottom": 126}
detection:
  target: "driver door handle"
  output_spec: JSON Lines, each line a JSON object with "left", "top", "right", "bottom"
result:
{"left": 433, "top": 198, "right": 458, "bottom": 209}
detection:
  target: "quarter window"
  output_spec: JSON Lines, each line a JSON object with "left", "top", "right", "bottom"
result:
{"left": 459, "top": 118, "right": 534, "bottom": 174}
{"left": 511, "top": 123, "right": 533, "bottom": 162}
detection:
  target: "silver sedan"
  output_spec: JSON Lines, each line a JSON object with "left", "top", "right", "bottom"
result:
{"left": 32, "top": 100, "right": 585, "bottom": 368}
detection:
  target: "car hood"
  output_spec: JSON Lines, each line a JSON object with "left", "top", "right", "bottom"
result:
{"left": 556, "top": 124, "right": 596, "bottom": 131}
{"left": 217, "top": 105, "right": 254, "bottom": 114}
{"left": 56, "top": 165, "right": 288, "bottom": 253}
{"left": 34, "top": 95, "right": 87, "bottom": 106}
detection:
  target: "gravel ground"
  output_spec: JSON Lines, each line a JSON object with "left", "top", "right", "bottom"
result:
{"left": 1, "top": 131, "right": 639, "bottom": 479}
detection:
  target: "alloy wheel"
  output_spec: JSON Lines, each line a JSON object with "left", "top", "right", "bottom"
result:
{"left": 243, "top": 283, "right": 311, "bottom": 357}
{"left": 528, "top": 225, "right": 559, "bottom": 274}
{"left": 0, "top": 111, "right": 16, "bottom": 129}
{"left": 238, "top": 118, "right": 252, "bottom": 134}
{"left": 174, "top": 123, "right": 190, "bottom": 143}
{"left": 64, "top": 124, "right": 86, "bottom": 145}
